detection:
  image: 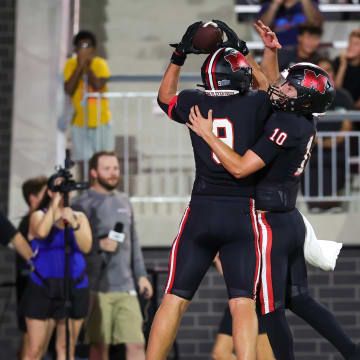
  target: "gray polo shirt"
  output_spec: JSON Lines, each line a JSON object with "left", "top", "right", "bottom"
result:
{"left": 71, "top": 189, "right": 147, "bottom": 293}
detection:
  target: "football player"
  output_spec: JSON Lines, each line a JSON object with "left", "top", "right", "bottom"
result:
{"left": 146, "top": 21, "right": 276, "bottom": 360}
{"left": 188, "top": 21, "right": 359, "bottom": 360}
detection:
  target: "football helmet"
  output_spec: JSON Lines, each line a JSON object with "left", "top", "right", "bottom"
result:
{"left": 268, "top": 62, "right": 335, "bottom": 115}
{"left": 201, "top": 47, "right": 252, "bottom": 94}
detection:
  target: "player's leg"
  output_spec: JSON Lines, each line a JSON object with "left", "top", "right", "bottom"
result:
{"left": 211, "top": 306, "right": 236, "bottom": 360}
{"left": 146, "top": 204, "right": 218, "bottom": 360}
{"left": 146, "top": 294, "right": 190, "bottom": 360}
{"left": 257, "top": 335, "right": 275, "bottom": 360}
{"left": 219, "top": 200, "right": 261, "bottom": 360}
{"left": 229, "top": 297, "right": 257, "bottom": 360}
{"left": 289, "top": 293, "right": 359, "bottom": 359}
{"left": 256, "top": 309, "right": 275, "bottom": 360}
{"left": 211, "top": 305, "right": 275, "bottom": 360}
{"left": 257, "top": 211, "right": 298, "bottom": 360}
{"left": 287, "top": 210, "right": 360, "bottom": 359}
{"left": 259, "top": 310, "right": 293, "bottom": 360}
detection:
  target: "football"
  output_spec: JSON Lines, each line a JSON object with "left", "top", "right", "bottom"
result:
{"left": 192, "top": 22, "right": 223, "bottom": 54}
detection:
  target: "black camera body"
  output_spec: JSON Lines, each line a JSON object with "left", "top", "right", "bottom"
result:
{"left": 47, "top": 150, "right": 88, "bottom": 194}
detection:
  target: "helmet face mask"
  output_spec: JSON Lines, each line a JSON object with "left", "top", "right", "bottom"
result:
{"left": 268, "top": 62, "right": 335, "bottom": 115}
{"left": 201, "top": 48, "right": 252, "bottom": 94}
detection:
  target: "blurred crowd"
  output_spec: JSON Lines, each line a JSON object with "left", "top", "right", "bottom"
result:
{"left": 255, "top": 0, "right": 360, "bottom": 212}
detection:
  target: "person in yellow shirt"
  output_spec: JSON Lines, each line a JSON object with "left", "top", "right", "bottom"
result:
{"left": 64, "top": 30, "right": 114, "bottom": 165}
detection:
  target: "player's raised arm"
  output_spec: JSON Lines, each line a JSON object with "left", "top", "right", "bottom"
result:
{"left": 213, "top": 19, "right": 269, "bottom": 91}
{"left": 158, "top": 22, "right": 202, "bottom": 105}
{"left": 253, "top": 20, "right": 282, "bottom": 85}
{"left": 187, "top": 105, "right": 266, "bottom": 178}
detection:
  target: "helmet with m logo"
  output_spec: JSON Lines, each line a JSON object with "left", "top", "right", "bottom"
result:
{"left": 201, "top": 47, "right": 252, "bottom": 94}
{"left": 268, "top": 62, "right": 335, "bottom": 115}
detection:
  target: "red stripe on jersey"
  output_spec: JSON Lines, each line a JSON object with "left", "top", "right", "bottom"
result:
{"left": 250, "top": 199, "right": 260, "bottom": 300}
{"left": 258, "top": 215, "right": 266, "bottom": 314}
{"left": 165, "top": 206, "right": 190, "bottom": 294}
{"left": 168, "top": 95, "right": 179, "bottom": 120}
{"left": 211, "top": 48, "right": 224, "bottom": 90}
{"left": 261, "top": 213, "right": 275, "bottom": 313}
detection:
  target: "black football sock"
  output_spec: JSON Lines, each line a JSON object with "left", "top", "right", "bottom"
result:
{"left": 260, "top": 309, "right": 295, "bottom": 360}
{"left": 289, "top": 293, "right": 356, "bottom": 359}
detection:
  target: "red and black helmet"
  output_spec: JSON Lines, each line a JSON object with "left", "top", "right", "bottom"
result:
{"left": 201, "top": 47, "right": 252, "bottom": 94}
{"left": 268, "top": 62, "right": 335, "bottom": 115}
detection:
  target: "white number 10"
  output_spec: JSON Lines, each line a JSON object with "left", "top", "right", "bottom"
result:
{"left": 212, "top": 118, "right": 234, "bottom": 164}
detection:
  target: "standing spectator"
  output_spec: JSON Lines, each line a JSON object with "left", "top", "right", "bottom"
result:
{"left": 71, "top": 151, "right": 153, "bottom": 360}
{"left": 302, "top": 57, "right": 354, "bottom": 212}
{"left": 64, "top": 30, "right": 114, "bottom": 175}
{"left": 22, "top": 185, "right": 92, "bottom": 360}
{"left": 258, "top": 0, "right": 323, "bottom": 46}
{"left": 334, "top": 29, "right": 360, "bottom": 109}
{"left": 278, "top": 23, "right": 322, "bottom": 71}
{"left": 16, "top": 176, "right": 52, "bottom": 360}
{"left": 334, "top": 29, "right": 360, "bottom": 182}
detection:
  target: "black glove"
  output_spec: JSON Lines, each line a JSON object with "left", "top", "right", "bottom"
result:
{"left": 212, "top": 19, "right": 249, "bottom": 56}
{"left": 170, "top": 21, "right": 202, "bottom": 66}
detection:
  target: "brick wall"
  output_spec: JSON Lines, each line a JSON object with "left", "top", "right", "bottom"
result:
{"left": 0, "top": 0, "right": 15, "bottom": 213}
{"left": 0, "top": 0, "right": 19, "bottom": 358}
{"left": 143, "top": 246, "right": 360, "bottom": 360}
{"left": 0, "top": 246, "right": 358, "bottom": 358}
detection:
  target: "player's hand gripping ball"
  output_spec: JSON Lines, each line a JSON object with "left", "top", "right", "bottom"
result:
{"left": 192, "top": 21, "right": 223, "bottom": 54}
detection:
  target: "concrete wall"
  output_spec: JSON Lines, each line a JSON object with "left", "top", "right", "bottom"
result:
{"left": 9, "top": 0, "right": 71, "bottom": 224}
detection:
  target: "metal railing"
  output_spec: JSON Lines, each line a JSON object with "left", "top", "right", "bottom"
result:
{"left": 301, "top": 131, "right": 360, "bottom": 201}
{"left": 81, "top": 90, "right": 360, "bottom": 203}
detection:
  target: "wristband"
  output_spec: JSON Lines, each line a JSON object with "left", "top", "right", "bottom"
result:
{"left": 171, "top": 50, "right": 186, "bottom": 66}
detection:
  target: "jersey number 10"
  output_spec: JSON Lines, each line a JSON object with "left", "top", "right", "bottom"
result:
{"left": 211, "top": 118, "right": 234, "bottom": 164}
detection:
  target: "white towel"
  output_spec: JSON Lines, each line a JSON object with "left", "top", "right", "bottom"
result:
{"left": 301, "top": 212, "right": 343, "bottom": 271}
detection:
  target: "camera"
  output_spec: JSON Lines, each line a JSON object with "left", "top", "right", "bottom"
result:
{"left": 47, "top": 150, "right": 89, "bottom": 193}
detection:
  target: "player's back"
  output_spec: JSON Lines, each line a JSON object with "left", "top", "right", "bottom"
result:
{"left": 251, "top": 111, "right": 317, "bottom": 212}
{"left": 167, "top": 89, "right": 272, "bottom": 197}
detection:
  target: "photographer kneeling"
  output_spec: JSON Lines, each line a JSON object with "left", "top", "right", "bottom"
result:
{"left": 21, "top": 182, "right": 92, "bottom": 360}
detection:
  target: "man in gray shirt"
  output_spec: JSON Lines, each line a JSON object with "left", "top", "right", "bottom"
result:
{"left": 72, "top": 150, "right": 153, "bottom": 360}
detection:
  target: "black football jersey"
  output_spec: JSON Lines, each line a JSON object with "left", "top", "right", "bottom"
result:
{"left": 251, "top": 111, "right": 317, "bottom": 211}
{"left": 167, "top": 89, "right": 272, "bottom": 197}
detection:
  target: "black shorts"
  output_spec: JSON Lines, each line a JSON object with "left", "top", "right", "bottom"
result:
{"left": 257, "top": 208, "right": 307, "bottom": 315}
{"left": 21, "top": 279, "right": 89, "bottom": 320}
{"left": 218, "top": 305, "right": 266, "bottom": 336}
{"left": 165, "top": 196, "right": 260, "bottom": 300}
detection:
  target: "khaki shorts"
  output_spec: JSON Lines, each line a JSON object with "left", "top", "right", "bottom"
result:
{"left": 86, "top": 291, "right": 145, "bottom": 345}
